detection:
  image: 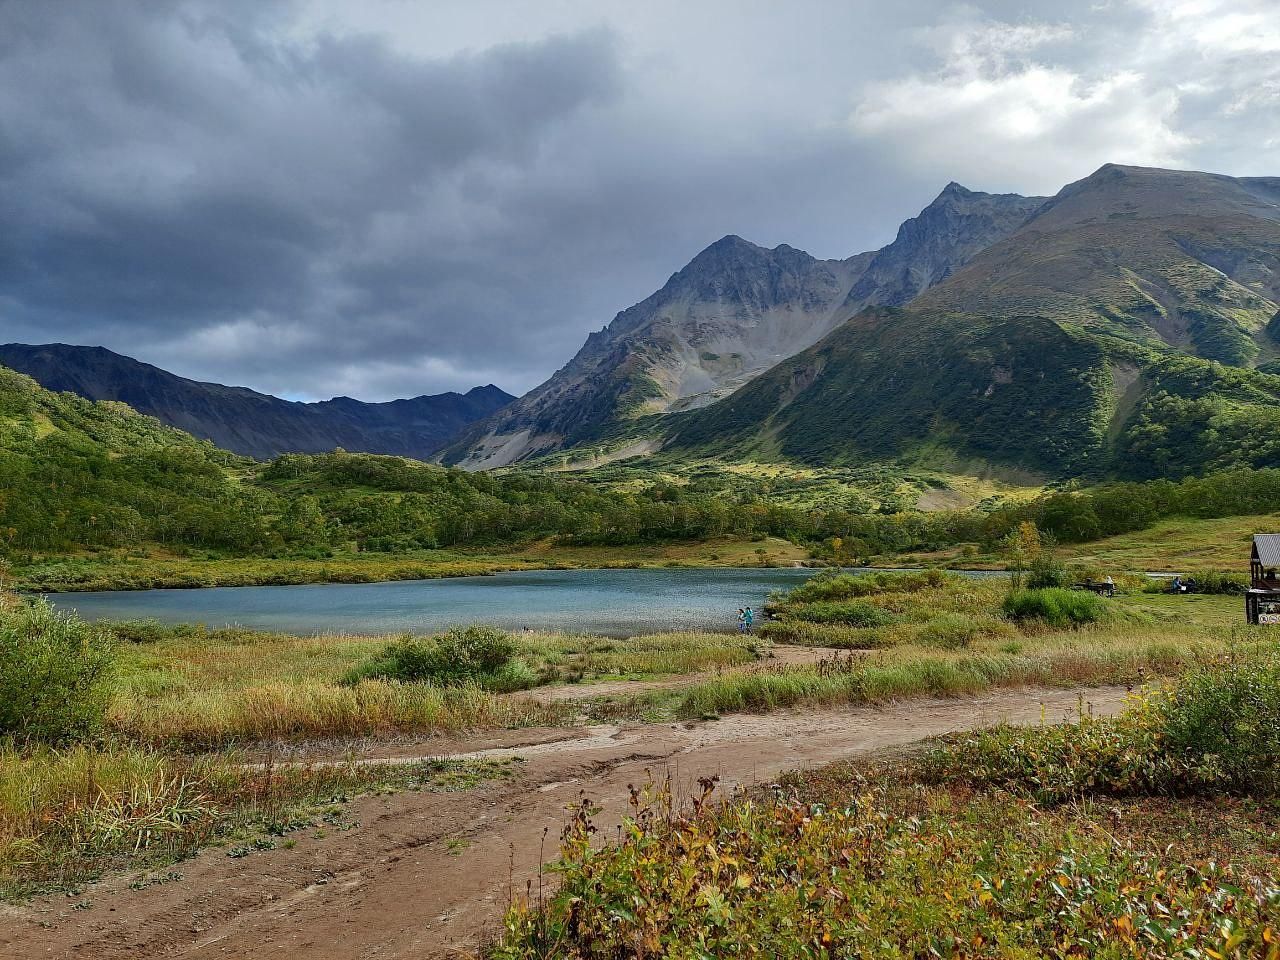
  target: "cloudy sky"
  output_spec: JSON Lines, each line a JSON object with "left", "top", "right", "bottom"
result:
{"left": 2, "top": 0, "right": 1278, "bottom": 401}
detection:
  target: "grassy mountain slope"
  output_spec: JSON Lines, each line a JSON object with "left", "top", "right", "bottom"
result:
{"left": 667, "top": 165, "right": 1280, "bottom": 480}
{"left": 0, "top": 365, "right": 272, "bottom": 552}
{"left": 668, "top": 308, "right": 1113, "bottom": 475}
{"left": 0, "top": 343, "right": 513, "bottom": 461}
{"left": 916, "top": 164, "right": 1280, "bottom": 367}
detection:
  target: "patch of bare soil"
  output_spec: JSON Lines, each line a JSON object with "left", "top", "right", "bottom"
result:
{"left": 0, "top": 685, "right": 1133, "bottom": 960}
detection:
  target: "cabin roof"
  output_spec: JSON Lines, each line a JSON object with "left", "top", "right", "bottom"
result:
{"left": 1254, "top": 534, "right": 1280, "bottom": 567}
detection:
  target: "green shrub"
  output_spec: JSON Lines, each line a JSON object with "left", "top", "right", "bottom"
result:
{"left": 785, "top": 569, "right": 947, "bottom": 604}
{"left": 1157, "top": 654, "right": 1280, "bottom": 794}
{"left": 784, "top": 600, "right": 896, "bottom": 628}
{"left": 1002, "top": 588, "right": 1106, "bottom": 627}
{"left": 343, "top": 625, "right": 532, "bottom": 692}
{"left": 1025, "top": 551, "right": 1068, "bottom": 589}
{"left": 756, "top": 620, "right": 893, "bottom": 650}
{"left": 923, "top": 653, "right": 1280, "bottom": 801}
{"left": 482, "top": 658, "right": 540, "bottom": 693}
{"left": 914, "top": 613, "right": 984, "bottom": 649}
{"left": 1187, "top": 570, "right": 1248, "bottom": 595}
{"left": 0, "top": 598, "right": 117, "bottom": 743}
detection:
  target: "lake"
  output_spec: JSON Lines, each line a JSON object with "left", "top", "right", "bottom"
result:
{"left": 49, "top": 567, "right": 1008, "bottom": 636}
{"left": 49, "top": 567, "right": 829, "bottom": 636}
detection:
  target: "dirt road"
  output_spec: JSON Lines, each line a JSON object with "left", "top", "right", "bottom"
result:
{"left": 0, "top": 685, "right": 1132, "bottom": 960}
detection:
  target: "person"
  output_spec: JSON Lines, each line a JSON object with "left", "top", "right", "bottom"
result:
{"left": 737, "top": 608, "right": 747, "bottom": 633}
{"left": 1170, "top": 575, "right": 1183, "bottom": 594}
{"left": 1103, "top": 574, "right": 1114, "bottom": 598}
{"left": 744, "top": 607, "right": 755, "bottom": 633}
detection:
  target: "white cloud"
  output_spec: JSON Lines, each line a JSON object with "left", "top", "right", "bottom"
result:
{"left": 851, "top": 17, "right": 1190, "bottom": 192}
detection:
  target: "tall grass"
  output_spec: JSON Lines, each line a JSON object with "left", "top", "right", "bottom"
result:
{"left": 756, "top": 620, "right": 894, "bottom": 649}
{"left": 1002, "top": 587, "right": 1107, "bottom": 627}
{"left": 112, "top": 680, "right": 568, "bottom": 749}
{"left": 108, "top": 624, "right": 760, "bottom": 746}
{"left": 0, "top": 741, "right": 515, "bottom": 896}
{"left": 663, "top": 625, "right": 1231, "bottom": 721}
{"left": 782, "top": 569, "right": 949, "bottom": 604}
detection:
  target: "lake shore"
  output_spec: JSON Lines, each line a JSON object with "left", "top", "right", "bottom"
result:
{"left": 8, "top": 536, "right": 813, "bottom": 594}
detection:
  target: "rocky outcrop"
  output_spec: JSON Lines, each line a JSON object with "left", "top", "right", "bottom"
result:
{"left": 840, "top": 183, "right": 1046, "bottom": 312}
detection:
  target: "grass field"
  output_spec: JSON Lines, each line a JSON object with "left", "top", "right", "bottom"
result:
{"left": 110, "top": 624, "right": 764, "bottom": 747}
{"left": 1064, "top": 512, "right": 1280, "bottom": 572}
{"left": 895, "top": 512, "right": 1280, "bottom": 573}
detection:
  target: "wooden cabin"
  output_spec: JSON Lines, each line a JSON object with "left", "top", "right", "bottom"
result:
{"left": 1246, "top": 534, "right": 1280, "bottom": 624}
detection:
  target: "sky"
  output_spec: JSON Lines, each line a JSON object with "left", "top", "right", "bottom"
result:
{"left": 1, "top": 0, "right": 1278, "bottom": 402}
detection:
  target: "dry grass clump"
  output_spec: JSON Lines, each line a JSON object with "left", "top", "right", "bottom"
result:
{"left": 0, "top": 741, "right": 515, "bottom": 897}
{"left": 112, "top": 680, "right": 567, "bottom": 749}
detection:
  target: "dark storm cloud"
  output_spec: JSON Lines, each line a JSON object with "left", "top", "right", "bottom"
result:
{"left": 0, "top": 0, "right": 623, "bottom": 396}
{"left": 0, "top": 0, "right": 1277, "bottom": 400}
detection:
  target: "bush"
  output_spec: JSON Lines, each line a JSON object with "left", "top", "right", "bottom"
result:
{"left": 923, "top": 653, "right": 1280, "bottom": 801}
{"left": 785, "top": 569, "right": 947, "bottom": 604}
{"left": 1141, "top": 571, "right": 1247, "bottom": 595}
{"left": 1186, "top": 570, "right": 1248, "bottom": 595}
{"left": 1157, "top": 654, "right": 1280, "bottom": 794}
{"left": 914, "top": 613, "right": 984, "bottom": 649}
{"left": 1025, "top": 551, "right": 1068, "bottom": 589}
{"left": 784, "top": 600, "right": 896, "bottom": 628}
{"left": 1002, "top": 588, "right": 1106, "bottom": 627}
{"left": 343, "top": 625, "right": 532, "bottom": 692}
{"left": 0, "top": 598, "right": 117, "bottom": 743}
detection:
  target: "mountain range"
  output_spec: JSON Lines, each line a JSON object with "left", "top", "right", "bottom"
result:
{"left": 443, "top": 182, "right": 1047, "bottom": 468}
{"left": 0, "top": 343, "right": 513, "bottom": 461}
{"left": 5, "top": 162, "right": 1280, "bottom": 482}
{"left": 668, "top": 164, "right": 1280, "bottom": 479}
{"left": 446, "top": 163, "right": 1280, "bottom": 479}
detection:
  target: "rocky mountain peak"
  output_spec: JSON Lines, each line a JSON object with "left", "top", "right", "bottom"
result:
{"left": 838, "top": 184, "right": 1047, "bottom": 311}
{"left": 936, "top": 181, "right": 975, "bottom": 200}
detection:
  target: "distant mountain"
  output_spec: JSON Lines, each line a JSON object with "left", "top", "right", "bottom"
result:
{"left": 0, "top": 343, "right": 514, "bottom": 461}
{"left": 443, "top": 184, "right": 1044, "bottom": 468}
{"left": 668, "top": 164, "right": 1280, "bottom": 479}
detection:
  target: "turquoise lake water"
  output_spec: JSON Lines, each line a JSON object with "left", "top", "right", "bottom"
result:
{"left": 49, "top": 567, "right": 825, "bottom": 636}
{"left": 49, "top": 567, "right": 1007, "bottom": 636}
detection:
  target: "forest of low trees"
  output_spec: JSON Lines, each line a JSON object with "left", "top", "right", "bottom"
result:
{"left": 5, "top": 364, "right": 1280, "bottom": 563}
